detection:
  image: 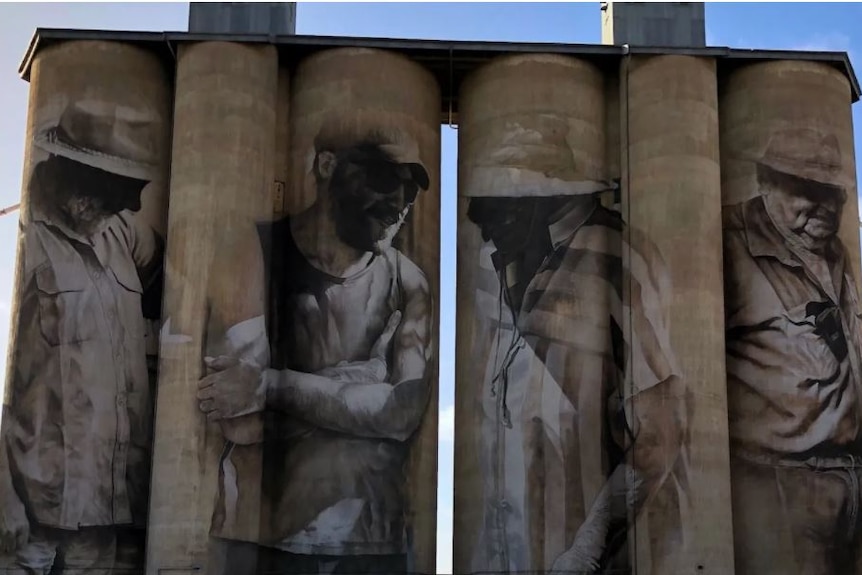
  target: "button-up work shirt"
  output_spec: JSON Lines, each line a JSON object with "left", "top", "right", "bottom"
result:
{"left": 724, "top": 195, "right": 862, "bottom": 459}
{"left": 468, "top": 198, "right": 679, "bottom": 573}
{"left": 3, "top": 204, "right": 163, "bottom": 529}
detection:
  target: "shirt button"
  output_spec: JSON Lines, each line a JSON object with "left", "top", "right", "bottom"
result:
{"left": 116, "top": 394, "right": 127, "bottom": 408}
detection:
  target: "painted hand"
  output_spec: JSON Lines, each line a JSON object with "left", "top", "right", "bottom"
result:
{"left": 197, "top": 356, "right": 266, "bottom": 421}
{"left": 317, "top": 309, "right": 402, "bottom": 383}
{"left": 0, "top": 486, "right": 28, "bottom": 554}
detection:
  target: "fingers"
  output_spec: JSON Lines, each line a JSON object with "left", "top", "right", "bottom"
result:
{"left": 0, "top": 523, "right": 27, "bottom": 554}
{"left": 371, "top": 310, "right": 402, "bottom": 358}
{"left": 0, "top": 529, "right": 11, "bottom": 554}
{"left": 204, "top": 355, "right": 240, "bottom": 372}
{"left": 15, "top": 525, "right": 28, "bottom": 552}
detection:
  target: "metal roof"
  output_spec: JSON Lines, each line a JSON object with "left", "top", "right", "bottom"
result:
{"left": 19, "top": 28, "right": 862, "bottom": 111}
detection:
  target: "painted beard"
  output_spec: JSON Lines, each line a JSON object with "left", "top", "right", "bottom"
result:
{"left": 332, "top": 195, "right": 410, "bottom": 254}
{"left": 63, "top": 194, "right": 115, "bottom": 236}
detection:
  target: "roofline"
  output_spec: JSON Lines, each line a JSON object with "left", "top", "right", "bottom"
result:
{"left": 18, "top": 27, "right": 861, "bottom": 103}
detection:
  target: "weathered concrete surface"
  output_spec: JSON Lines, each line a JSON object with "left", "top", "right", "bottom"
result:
{"left": 720, "top": 60, "right": 860, "bottom": 285}
{"left": 454, "top": 53, "right": 607, "bottom": 574}
{"left": 623, "top": 54, "right": 735, "bottom": 575}
{"left": 5, "top": 33, "right": 172, "bottom": 527}
{"left": 288, "top": 46, "right": 442, "bottom": 575}
{"left": 458, "top": 53, "right": 606, "bottom": 200}
{"left": 719, "top": 60, "right": 859, "bottom": 575}
{"left": 145, "top": 41, "right": 277, "bottom": 574}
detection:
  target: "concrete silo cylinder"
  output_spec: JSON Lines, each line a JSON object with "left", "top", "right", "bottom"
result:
{"left": 720, "top": 60, "right": 860, "bottom": 575}
{"left": 286, "top": 47, "right": 441, "bottom": 575}
{"left": 145, "top": 41, "right": 278, "bottom": 574}
{"left": 0, "top": 40, "right": 171, "bottom": 573}
{"left": 454, "top": 53, "right": 614, "bottom": 575}
{"left": 624, "top": 53, "right": 735, "bottom": 575}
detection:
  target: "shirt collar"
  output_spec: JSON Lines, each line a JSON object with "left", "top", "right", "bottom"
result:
{"left": 547, "top": 197, "right": 597, "bottom": 251}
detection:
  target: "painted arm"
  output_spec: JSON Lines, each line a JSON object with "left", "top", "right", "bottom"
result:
{"left": 200, "top": 254, "right": 434, "bottom": 442}
{"left": 550, "top": 376, "right": 688, "bottom": 574}
{"left": 197, "top": 224, "right": 269, "bottom": 445}
{"left": 552, "top": 223, "right": 688, "bottom": 574}
{"left": 265, "top": 255, "right": 432, "bottom": 441}
{"left": 122, "top": 211, "right": 165, "bottom": 293}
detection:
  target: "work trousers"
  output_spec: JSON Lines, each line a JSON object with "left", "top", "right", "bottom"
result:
{"left": 0, "top": 525, "right": 143, "bottom": 575}
{"left": 732, "top": 453, "right": 862, "bottom": 575}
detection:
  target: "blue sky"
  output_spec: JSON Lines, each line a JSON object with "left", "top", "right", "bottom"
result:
{"left": 0, "top": 3, "right": 861, "bottom": 573}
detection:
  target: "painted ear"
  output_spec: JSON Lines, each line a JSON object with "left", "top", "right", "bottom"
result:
{"left": 315, "top": 150, "right": 338, "bottom": 180}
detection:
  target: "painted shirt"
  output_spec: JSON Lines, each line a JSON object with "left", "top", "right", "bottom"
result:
{"left": 469, "top": 198, "right": 678, "bottom": 573}
{"left": 3, "top": 204, "right": 162, "bottom": 529}
{"left": 210, "top": 217, "right": 430, "bottom": 556}
{"left": 723, "top": 195, "right": 862, "bottom": 458}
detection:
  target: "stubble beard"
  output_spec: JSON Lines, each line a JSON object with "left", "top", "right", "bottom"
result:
{"left": 63, "top": 195, "right": 112, "bottom": 237}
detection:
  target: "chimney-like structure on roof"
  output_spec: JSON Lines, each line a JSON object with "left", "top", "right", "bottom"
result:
{"left": 601, "top": 1, "right": 706, "bottom": 47}
{"left": 188, "top": 2, "right": 297, "bottom": 35}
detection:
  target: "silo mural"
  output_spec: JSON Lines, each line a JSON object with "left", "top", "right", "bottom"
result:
{"left": 453, "top": 53, "right": 688, "bottom": 575}
{"left": 0, "top": 40, "right": 172, "bottom": 573}
{"left": 144, "top": 41, "right": 279, "bottom": 575}
{"left": 165, "top": 47, "right": 441, "bottom": 575}
{"left": 720, "top": 60, "right": 862, "bottom": 575}
{"left": 623, "top": 54, "right": 734, "bottom": 574}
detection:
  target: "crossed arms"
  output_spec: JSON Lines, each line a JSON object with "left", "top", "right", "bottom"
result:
{"left": 197, "top": 227, "right": 434, "bottom": 444}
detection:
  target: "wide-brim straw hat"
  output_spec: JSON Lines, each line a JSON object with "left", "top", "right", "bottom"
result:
{"left": 33, "top": 99, "right": 160, "bottom": 182}
{"left": 462, "top": 113, "right": 613, "bottom": 198}
{"left": 756, "top": 127, "right": 853, "bottom": 189}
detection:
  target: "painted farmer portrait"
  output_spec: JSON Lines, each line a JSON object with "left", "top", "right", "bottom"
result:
{"left": 724, "top": 127, "right": 862, "bottom": 575}
{"left": 0, "top": 99, "right": 165, "bottom": 574}
{"left": 198, "top": 117, "right": 434, "bottom": 575}
{"left": 462, "top": 116, "right": 689, "bottom": 575}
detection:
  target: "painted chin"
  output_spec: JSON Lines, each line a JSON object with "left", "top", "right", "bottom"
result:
{"left": 368, "top": 210, "right": 409, "bottom": 252}
{"left": 803, "top": 217, "right": 839, "bottom": 240}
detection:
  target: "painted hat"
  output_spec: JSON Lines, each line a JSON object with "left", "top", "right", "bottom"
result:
{"left": 757, "top": 127, "right": 853, "bottom": 189}
{"left": 463, "top": 113, "right": 613, "bottom": 198}
{"left": 313, "top": 113, "right": 430, "bottom": 191}
{"left": 33, "top": 99, "right": 160, "bottom": 182}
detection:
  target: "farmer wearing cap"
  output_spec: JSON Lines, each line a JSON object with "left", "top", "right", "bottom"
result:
{"left": 197, "top": 118, "right": 433, "bottom": 574}
{"left": 462, "top": 116, "right": 688, "bottom": 575}
{"left": 724, "top": 128, "right": 862, "bottom": 574}
{"left": 0, "top": 100, "right": 165, "bottom": 573}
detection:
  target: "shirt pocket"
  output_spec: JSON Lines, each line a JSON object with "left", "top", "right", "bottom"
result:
{"left": 781, "top": 301, "right": 841, "bottom": 369}
{"left": 35, "top": 264, "right": 97, "bottom": 345}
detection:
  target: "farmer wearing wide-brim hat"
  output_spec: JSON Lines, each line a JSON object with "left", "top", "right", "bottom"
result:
{"left": 724, "top": 127, "right": 862, "bottom": 574}
{"left": 461, "top": 114, "right": 687, "bottom": 575}
{"left": 0, "top": 99, "right": 164, "bottom": 574}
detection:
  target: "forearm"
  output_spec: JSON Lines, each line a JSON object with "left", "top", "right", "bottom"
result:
{"left": 567, "top": 379, "right": 687, "bottom": 562}
{"left": 263, "top": 368, "right": 429, "bottom": 441}
{"left": 210, "top": 316, "right": 269, "bottom": 445}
